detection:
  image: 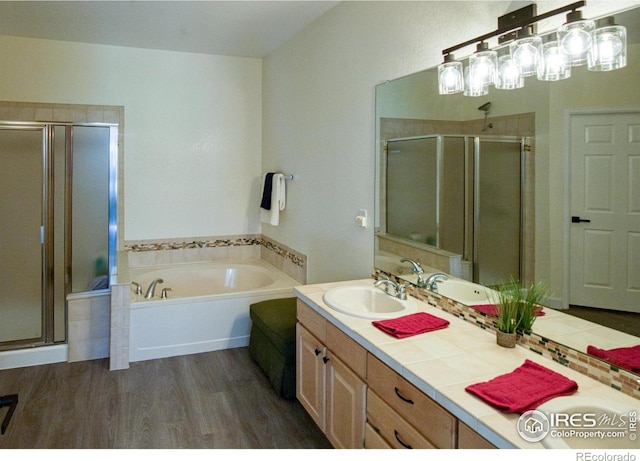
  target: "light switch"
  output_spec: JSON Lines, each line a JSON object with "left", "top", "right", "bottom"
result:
{"left": 356, "top": 209, "right": 368, "bottom": 228}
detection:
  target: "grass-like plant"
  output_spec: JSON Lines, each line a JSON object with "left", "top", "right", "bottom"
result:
{"left": 491, "top": 277, "right": 550, "bottom": 333}
{"left": 517, "top": 280, "right": 550, "bottom": 331}
{"left": 491, "top": 277, "right": 521, "bottom": 334}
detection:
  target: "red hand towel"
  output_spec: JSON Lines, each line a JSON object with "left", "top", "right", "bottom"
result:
{"left": 372, "top": 312, "right": 449, "bottom": 339}
{"left": 587, "top": 345, "right": 640, "bottom": 373}
{"left": 465, "top": 359, "right": 578, "bottom": 413}
{"left": 471, "top": 304, "right": 545, "bottom": 317}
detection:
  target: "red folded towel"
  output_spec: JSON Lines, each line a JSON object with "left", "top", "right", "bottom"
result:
{"left": 471, "top": 304, "right": 545, "bottom": 317}
{"left": 587, "top": 345, "right": 640, "bottom": 373}
{"left": 465, "top": 359, "right": 578, "bottom": 413}
{"left": 372, "top": 312, "right": 449, "bottom": 339}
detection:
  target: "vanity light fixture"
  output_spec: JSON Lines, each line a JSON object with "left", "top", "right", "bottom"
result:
{"left": 464, "top": 65, "right": 489, "bottom": 96}
{"left": 588, "top": 16, "right": 627, "bottom": 71}
{"left": 437, "top": 53, "right": 464, "bottom": 94}
{"left": 496, "top": 54, "right": 524, "bottom": 90}
{"left": 510, "top": 26, "right": 543, "bottom": 77}
{"left": 437, "top": 1, "right": 627, "bottom": 97}
{"left": 539, "top": 33, "right": 572, "bottom": 81}
{"left": 557, "top": 9, "right": 595, "bottom": 66}
{"left": 469, "top": 42, "right": 498, "bottom": 88}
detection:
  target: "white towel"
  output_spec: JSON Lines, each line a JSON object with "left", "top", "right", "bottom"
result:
{"left": 260, "top": 173, "right": 286, "bottom": 225}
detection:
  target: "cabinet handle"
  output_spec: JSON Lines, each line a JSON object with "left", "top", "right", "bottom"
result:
{"left": 314, "top": 348, "right": 321, "bottom": 356}
{"left": 322, "top": 356, "right": 330, "bottom": 364}
{"left": 394, "top": 387, "right": 414, "bottom": 405}
{"left": 394, "top": 430, "right": 413, "bottom": 449}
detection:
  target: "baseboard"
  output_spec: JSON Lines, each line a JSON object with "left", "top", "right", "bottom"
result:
{"left": 0, "top": 344, "right": 68, "bottom": 370}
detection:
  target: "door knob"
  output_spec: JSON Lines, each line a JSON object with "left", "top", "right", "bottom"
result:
{"left": 571, "top": 216, "right": 591, "bottom": 223}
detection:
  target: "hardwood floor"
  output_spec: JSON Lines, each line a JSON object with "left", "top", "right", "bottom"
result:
{"left": 0, "top": 347, "right": 332, "bottom": 449}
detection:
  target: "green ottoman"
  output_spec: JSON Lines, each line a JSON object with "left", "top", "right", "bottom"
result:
{"left": 249, "top": 297, "right": 297, "bottom": 399}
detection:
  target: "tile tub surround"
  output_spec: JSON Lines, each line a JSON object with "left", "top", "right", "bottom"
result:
{"left": 295, "top": 279, "right": 640, "bottom": 449}
{"left": 124, "top": 235, "right": 306, "bottom": 284}
{"left": 373, "top": 270, "right": 640, "bottom": 401}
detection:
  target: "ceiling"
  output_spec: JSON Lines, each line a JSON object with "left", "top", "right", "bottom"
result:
{"left": 0, "top": 1, "right": 340, "bottom": 58}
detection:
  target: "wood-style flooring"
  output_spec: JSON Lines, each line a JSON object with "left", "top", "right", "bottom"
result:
{"left": 0, "top": 347, "right": 332, "bottom": 449}
{"left": 564, "top": 305, "right": 640, "bottom": 338}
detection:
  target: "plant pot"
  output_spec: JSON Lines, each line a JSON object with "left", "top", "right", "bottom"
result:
{"left": 496, "top": 330, "right": 517, "bottom": 348}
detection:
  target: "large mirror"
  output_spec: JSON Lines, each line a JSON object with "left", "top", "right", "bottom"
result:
{"left": 375, "top": 4, "right": 640, "bottom": 374}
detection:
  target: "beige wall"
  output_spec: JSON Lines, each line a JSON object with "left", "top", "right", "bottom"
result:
{"left": 263, "top": 0, "right": 640, "bottom": 285}
{"left": 262, "top": 1, "right": 508, "bottom": 283}
{"left": 0, "top": 34, "right": 262, "bottom": 242}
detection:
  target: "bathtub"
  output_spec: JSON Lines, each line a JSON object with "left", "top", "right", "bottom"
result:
{"left": 128, "top": 259, "right": 299, "bottom": 362}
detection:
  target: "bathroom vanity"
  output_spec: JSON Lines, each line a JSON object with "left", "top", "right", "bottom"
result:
{"left": 294, "top": 279, "right": 640, "bottom": 449}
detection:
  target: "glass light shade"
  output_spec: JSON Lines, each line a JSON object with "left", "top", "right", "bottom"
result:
{"left": 464, "top": 66, "right": 488, "bottom": 97}
{"left": 496, "top": 55, "right": 523, "bottom": 90}
{"left": 438, "top": 60, "right": 464, "bottom": 94}
{"left": 469, "top": 48, "right": 498, "bottom": 87}
{"left": 558, "top": 18, "right": 596, "bottom": 66}
{"left": 538, "top": 40, "right": 571, "bottom": 81}
{"left": 510, "top": 34, "right": 543, "bottom": 77}
{"left": 588, "top": 24, "right": 626, "bottom": 71}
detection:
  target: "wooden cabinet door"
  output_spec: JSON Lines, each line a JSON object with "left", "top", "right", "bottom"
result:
{"left": 325, "top": 351, "right": 366, "bottom": 449}
{"left": 296, "top": 323, "right": 326, "bottom": 431}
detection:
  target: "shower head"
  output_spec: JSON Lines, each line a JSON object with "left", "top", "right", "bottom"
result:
{"left": 478, "top": 102, "right": 491, "bottom": 113}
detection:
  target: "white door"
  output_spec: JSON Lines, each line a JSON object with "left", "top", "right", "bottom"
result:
{"left": 569, "top": 111, "right": 640, "bottom": 313}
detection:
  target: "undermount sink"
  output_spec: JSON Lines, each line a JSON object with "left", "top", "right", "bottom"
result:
{"left": 433, "top": 279, "right": 493, "bottom": 305}
{"left": 532, "top": 397, "right": 640, "bottom": 449}
{"left": 322, "top": 285, "right": 417, "bottom": 319}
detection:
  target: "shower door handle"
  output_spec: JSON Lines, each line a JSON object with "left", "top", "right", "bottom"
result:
{"left": 571, "top": 216, "right": 591, "bottom": 223}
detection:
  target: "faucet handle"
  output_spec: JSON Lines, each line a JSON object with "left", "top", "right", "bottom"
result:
{"left": 131, "top": 281, "right": 142, "bottom": 295}
{"left": 396, "top": 284, "right": 407, "bottom": 300}
{"left": 161, "top": 288, "right": 173, "bottom": 299}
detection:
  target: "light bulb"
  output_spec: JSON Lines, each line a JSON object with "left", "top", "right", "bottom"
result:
{"left": 557, "top": 14, "right": 595, "bottom": 66}
{"left": 538, "top": 38, "right": 571, "bottom": 81}
{"left": 496, "top": 56, "right": 523, "bottom": 90}
{"left": 588, "top": 18, "right": 626, "bottom": 71}
{"left": 510, "top": 34, "right": 543, "bottom": 77}
{"left": 438, "top": 58, "right": 464, "bottom": 94}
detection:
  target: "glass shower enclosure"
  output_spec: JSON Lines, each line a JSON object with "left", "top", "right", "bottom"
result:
{"left": 0, "top": 123, "right": 117, "bottom": 350}
{"left": 385, "top": 134, "right": 524, "bottom": 286}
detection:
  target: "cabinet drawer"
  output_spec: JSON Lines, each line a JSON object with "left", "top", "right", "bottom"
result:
{"left": 458, "top": 422, "right": 496, "bottom": 449}
{"left": 365, "top": 422, "right": 391, "bottom": 449}
{"left": 367, "top": 389, "right": 435, "bottom": 449}
{"left": 297, "top": 299, "right": 326, "bottom": 342}
{"left": 326, "top": 322, "right": 367, "bottom": 380}
{"left": 367, "top": 354, "right": 457, "bottom": 448}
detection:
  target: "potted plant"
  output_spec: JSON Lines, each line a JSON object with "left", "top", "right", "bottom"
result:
{"left": 492, "top": 278, "right": 520, "bottom": 348}
{"left": 491, "top": 277, "right": 550, "bottom": 347}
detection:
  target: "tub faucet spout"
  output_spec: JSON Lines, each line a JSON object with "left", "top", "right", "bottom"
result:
{"left": 145, "top": 278, "right": 164, "bottom": 299}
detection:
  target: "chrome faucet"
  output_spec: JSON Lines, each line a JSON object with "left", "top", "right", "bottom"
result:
{"left": 374, "top": 279, "right": 407, "bottom": 300}
{"left": 400, "top": 258, "right": 426, "bottom": 287}
{"left": 131, "top": 281, "right": 142, "bottom": 295}
{"left": 144, "top": 278, "right": 164, "bottom": 299}
{"left": 424, "top": 273, "right": 449, "bottom": 292}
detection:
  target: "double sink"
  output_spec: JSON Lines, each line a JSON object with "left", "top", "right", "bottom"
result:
{"left": 321, "top": 279, "right": 640, "bottom": 449}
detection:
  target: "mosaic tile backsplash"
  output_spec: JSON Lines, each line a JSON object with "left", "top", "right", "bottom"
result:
{"left": 374, "top": 270, "right": 640, "bottom": 401}
{"left": 124, "top": 235, "right": 306, "bottom": 284}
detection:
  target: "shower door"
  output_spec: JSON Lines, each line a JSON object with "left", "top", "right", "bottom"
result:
{"left": 0, "top": 126, "right": 47, "bottom": 345}
{"left": 473, "top": 137, "right": 523, "bottom": 287}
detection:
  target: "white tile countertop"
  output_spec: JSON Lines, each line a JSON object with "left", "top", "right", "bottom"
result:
{"left": 294, "top": 278, "right": 640, "bottom": 449}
